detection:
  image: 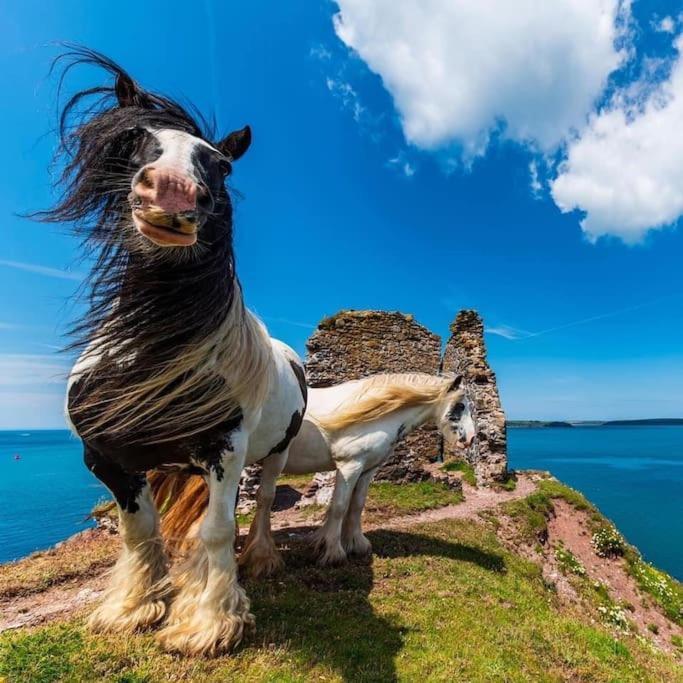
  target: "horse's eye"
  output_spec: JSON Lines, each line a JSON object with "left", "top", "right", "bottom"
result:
{"left": 455, "top": 403, "right": 465, "bottom": 412}
{"left": 219, "top": 159, "right": 232, "bottom": 176}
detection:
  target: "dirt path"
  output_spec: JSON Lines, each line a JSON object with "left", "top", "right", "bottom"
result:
{"left": 378, "top": 473, "right": 537, "bottom": 531}
{"left": 0, "top": 474, "right": 538, "bottom": 633}
{"left": 0, "top": 578, "right": 107, "bottom": 632}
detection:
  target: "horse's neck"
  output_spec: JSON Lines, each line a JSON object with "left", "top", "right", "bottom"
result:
{"left": 109, "top": 240, "right": 236, "bottom": 348}
{"left": 393, "top": 402, "right": 438, "bottom": 438}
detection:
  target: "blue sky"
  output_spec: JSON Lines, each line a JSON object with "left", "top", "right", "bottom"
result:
{"left": 1, "top": 0, "right": 682, "bottom": 427}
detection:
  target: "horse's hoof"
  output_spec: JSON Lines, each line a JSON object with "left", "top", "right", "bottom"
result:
{"left": 316, "top": 546, "right": 348, "bottom": 567}
{"left": 87, "top": 597, "right": 167, "bottom": 634}
{"left": 343, "top": 534, "right": 372, "bottom": 557}
{"left": 157, "top": 608, "right": 255, "bottom": 657}
{"left": 239, "top": 540, "right": 284, "bottom": 579}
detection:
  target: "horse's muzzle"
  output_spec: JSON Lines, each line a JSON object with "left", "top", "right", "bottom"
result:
{"left": 129, "top": 166, "right": 201, "bottom": 247}
{"left": 130, "top": 200, "right": 200, "bottom": 247}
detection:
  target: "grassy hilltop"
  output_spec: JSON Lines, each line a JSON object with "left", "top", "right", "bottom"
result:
{"left": 1, "top": 472, "right": 681, "bottom": 682}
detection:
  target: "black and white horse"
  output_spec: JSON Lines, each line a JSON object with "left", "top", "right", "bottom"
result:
{"left": 42, "top": 48, "right": 307, "bottom": 656}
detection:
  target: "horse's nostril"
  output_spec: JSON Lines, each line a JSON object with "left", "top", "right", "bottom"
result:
{"left": 178, "top": 211, "right": 198, "bottom": 223}
{"left": 138, "top": 168, "right": 154, "bottom": 188}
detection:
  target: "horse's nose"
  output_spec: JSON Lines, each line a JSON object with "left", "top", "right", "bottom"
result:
{"left": 133, "top": 166, "right": 198, "bottom": 215}
{"left": 460, "top": 432, "right": 474, "bottom": 448}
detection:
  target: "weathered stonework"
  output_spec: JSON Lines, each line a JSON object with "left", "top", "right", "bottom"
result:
{"left": 306, "top": 310, "right": 443, "bottom": 477}
{"left": 442, "top": 310, "right": 507, "bottom": 484}
{"left": 241, "top": 308, "right": 508, "bottom": 510}
{"left": 237, "top": 464, "right": 261, "bottom": 514}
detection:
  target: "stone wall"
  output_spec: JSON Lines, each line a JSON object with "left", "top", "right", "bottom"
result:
{"left": 442, "top": 310, "right": 507, "bottom": 484}
{"left": 306, "top": 310, "right": 443, "bottom": 477}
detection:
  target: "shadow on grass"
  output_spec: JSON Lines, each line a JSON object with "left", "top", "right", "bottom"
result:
{"left": 243, "top": 526, "right": 505, "bottom": 682}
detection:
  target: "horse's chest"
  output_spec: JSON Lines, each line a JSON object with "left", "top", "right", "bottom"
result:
{"left": 68, "top": 371, "right": 242, "bottom": 473}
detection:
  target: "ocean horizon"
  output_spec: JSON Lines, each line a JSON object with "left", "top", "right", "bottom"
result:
{"left": 1, "top": 426, "right": 682, "bottom": 581}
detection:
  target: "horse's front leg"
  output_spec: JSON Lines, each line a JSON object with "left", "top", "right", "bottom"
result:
{"left": 312, "top": 460, "right": 365, "bottom": 566}
{"left": 85, "top": 447, "right": 170, "bottom": 633}
{"left": 157, "top": 442, "right": 253, "bottom": 656}
{"left": 239, "top": 450, "right": 288, "bottom": 578}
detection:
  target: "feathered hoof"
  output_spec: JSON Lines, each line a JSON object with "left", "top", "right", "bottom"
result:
{"left": 310, "top": 528, "right": 348, "bottom": 566}
{"left": 157, "top": 605, "right": 255, "bottom": 657}
{"left": 343, "top": 533, "right": 372, "bottom": 557}
{"left": 87, "top": 595, "right": 168, "bottom": 634}
{"left": 239, "top": 538, "right": 284, "bottom": 579}
{"left": 316, "top": 543, "right": 348, "bottom": 567}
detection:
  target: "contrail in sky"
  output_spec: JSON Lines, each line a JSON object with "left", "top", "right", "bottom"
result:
{"left": 0, "top": 259, "right": 83, "bottom": 281}
{"left": 487, "top": 293, "right": 681, "bottom": 341}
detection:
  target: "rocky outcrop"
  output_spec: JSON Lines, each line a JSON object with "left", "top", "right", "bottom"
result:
{"left": 306, "top": 310, "right": 442, "bottom": 475}
{"left": 442, "top": 310, "right": 507, "bottom": 484}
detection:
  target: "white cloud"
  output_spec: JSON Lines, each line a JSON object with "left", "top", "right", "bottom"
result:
{"left": 325, "top": 77, "right": 365, "bottom": 123}
{"left": 310, "top": 44, "right": 332, "bottom": 61}
{"left": 0, "top": 259, "right": 83, "bottom": 281}
{"left": 551, "top": 35, "right": 683, "bottom": 242}
{"left": 387, "top": 151, "right": 416, "bottom": 177}
{"left": 654, "top": 16, "right": 676, "bottom": 34}
{"left": 529, "top": 160, "right": 543, "bottom": 198}
{"left": 333, "top": 0, "right": 629, "bottom": 157}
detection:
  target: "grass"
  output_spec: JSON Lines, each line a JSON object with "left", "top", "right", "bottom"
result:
{"left": 365, "top": 481, "right": 464, "bottom": 517}
{"left": 555, "top": 546, "right": 586, "bottom": 577}
{"left": 494, "top": 473, "right": 518, "bottom": 492}
{"left": 2, "top": 518, "right": 681, "bottom": 682}
{"left": 278, "top": 473, "right": 315, "bottom": 489}
{"left": 502, "top": 479, "right": 603, "bottom": 547}
{"left": 293, "top": 482, "right": 464, "bottom": 525}
{"left": 502, "top": 490, "right": 555, "bottom": 545}
{"left": 627, "top": 558, "right": 683, "bottom": 626}
{"left": 503, "top": 479, "right": 683, "bottom": 628}
{"left": 441, "top": 459, "right": 477, "bottom": 486}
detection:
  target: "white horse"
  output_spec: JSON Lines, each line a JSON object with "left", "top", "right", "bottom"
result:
{"left": 158, "top": 373, "right": 475, "bottom": 576}
{"left": 242, "top": 373, "right": 476, "bottom": 572}
{"left": 47, "top": 48, "right": 307, "bottom": 657}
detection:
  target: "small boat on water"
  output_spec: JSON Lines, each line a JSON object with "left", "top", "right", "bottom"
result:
{"left": 13, "top": 453, "right": 21, "bottom": 461}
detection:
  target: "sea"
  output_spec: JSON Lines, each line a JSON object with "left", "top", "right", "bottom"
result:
{"left": 0, "top": 427, "right": 682, "bottom": 580}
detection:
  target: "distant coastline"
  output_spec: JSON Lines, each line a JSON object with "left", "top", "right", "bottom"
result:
{"left": 508, "top": 418, "right": 683, "bottom": 428}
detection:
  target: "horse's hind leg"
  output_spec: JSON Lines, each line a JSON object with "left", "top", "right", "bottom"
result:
{"left": 342, "top": 466, "right": 378, "bottom": 557}
{"left": 157, "top": 440, "right": 254, "bottom": 656}
{"left": 239, "top": 450, "right": 287, "bottom": 578}
{"left": 85, "top": 448, "right": 169, "bottom": 633}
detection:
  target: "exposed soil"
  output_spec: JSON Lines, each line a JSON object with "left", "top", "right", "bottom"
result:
{"left": 547, "top": 499, "right": 682, "bottom": 653}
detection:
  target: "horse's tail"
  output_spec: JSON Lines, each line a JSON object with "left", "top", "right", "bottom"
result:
{"left": 148, "top": 470, "right": 209, "bottom": 552}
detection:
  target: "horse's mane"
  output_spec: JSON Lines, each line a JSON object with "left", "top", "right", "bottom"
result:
{"left": 37, "top": 46, "right": 273, "bottom": 445}
{"left": 315, "top": 373, "right": 455, "bottom": 433}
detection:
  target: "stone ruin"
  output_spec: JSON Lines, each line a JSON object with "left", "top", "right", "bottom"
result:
{"left": 238, "top": 307, "right": 507, "bottom": 511}
{"left": 442, "top": 310, "right": 508, "bottom": 485}
{"left": 306, "top": 310, "right": 443, "bottom": 475}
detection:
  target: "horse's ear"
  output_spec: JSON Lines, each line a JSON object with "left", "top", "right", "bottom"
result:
{"left": 115, "top": 72, "right": 145, "bottom": 108}
{"left": 217, "top": 125, "right": 252, "bottom": 161}
{"left": 448, "top": 375, "right": 464, "bottom": 392}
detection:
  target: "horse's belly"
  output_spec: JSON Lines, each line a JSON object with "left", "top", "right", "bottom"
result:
{"left": 281, "top": 420, "right": 334, "bottom": 474}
